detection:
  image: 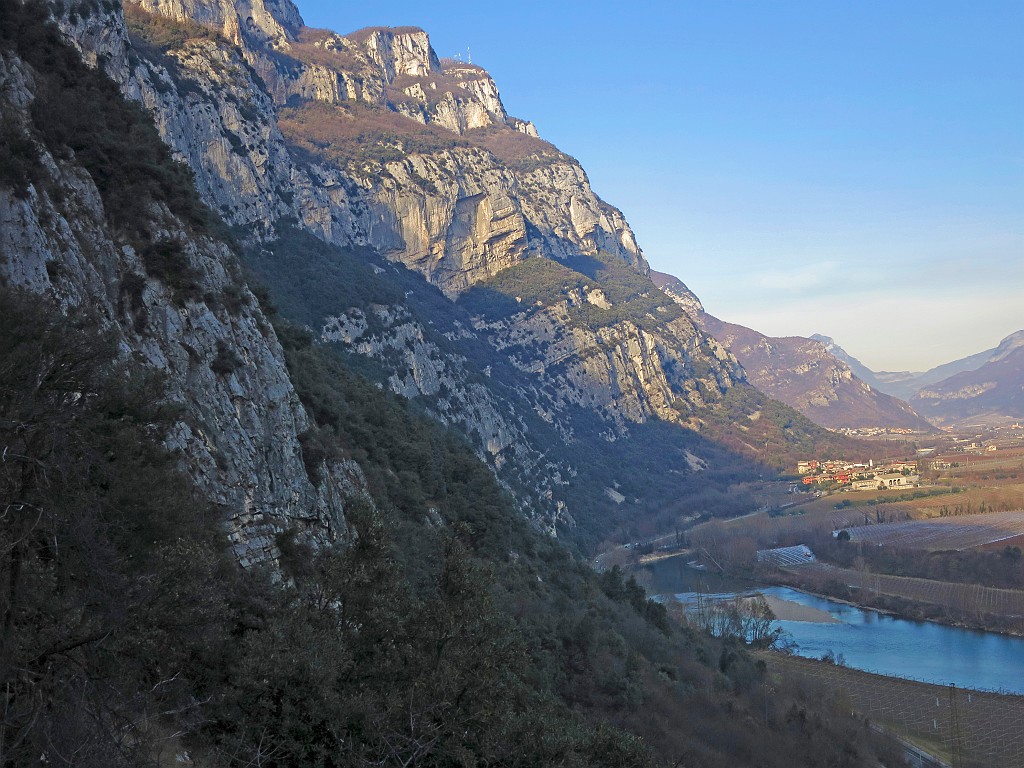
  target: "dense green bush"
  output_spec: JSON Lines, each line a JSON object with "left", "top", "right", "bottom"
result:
{"left": 458, "top": 252, "right": 684, "bottom": 333}
{"left": 0, "top": 0, "right": 213, "bottom": 238}
{"left": 0, "top": 287, "right": 228, "bottom": 766}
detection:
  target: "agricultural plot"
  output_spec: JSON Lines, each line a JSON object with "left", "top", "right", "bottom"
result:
{"left": 842, "top": 511, "right": 1024, "bottom": 551}
{"left": 796, "top": 563, "right": 1024, "bottom": 623}
{"left": 762, "top": 652, "right": 1024, "bottom": 768}
{"left": 755, "top": 544, "right": 816, "bottom": 568}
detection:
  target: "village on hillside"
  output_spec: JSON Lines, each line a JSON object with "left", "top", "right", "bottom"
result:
{"left": 796, "top": 458, "right": 920, "bottom": 490}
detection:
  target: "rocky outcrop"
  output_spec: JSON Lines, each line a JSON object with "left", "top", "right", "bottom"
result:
{"left": 0, "top": 41, "right": 353, "bottom": 567}
{"left": 132, "top": 0, "right": 302, "bottom": 49}
{"left": 472, "top": 301, "right": 741, "bottom": 434}
{"left": 320, "top": 304, "right": 572, "bottom": 530}
{"left": 517, "top": 161, "right": 645, "bottom": 271}
{"left": 344, "top": 148, "right": 529, "bottom": 295}
{"left": 650, "top": 270, "right": 704, "bottom": 319}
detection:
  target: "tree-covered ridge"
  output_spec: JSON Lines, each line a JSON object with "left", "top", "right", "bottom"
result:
{"left": 696, "top": 383, "right": 871, "bottom": 472}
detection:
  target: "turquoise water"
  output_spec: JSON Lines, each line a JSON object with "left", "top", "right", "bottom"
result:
{"left": 758, "top": 587, "right": 1024, "bottom": 694}
{"left": 644, "top": 560, "right": 1024, "bottom": 693}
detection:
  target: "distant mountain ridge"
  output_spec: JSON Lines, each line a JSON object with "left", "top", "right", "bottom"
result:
{"left": 652, "top": 273, "right": 934, "bottom": 431}
{"left": 814, "top": 334, "right": 1001, "bottom": 402}
{"left": 911, "top": 331, "right": 1024, "bottom": 425}
{"left": 809, "top": 334, "right": 887, "bottom": 391}
{"left": 810, "top": 332, "right": 1024, "bottom": 425}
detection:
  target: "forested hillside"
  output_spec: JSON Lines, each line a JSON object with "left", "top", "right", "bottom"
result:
{"left": 0, "top": 1, "right": 905, "bottom": 765}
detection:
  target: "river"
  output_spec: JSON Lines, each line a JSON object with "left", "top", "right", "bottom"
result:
{"left": 641, "top": 557, "right": 1024, "bottom": 694}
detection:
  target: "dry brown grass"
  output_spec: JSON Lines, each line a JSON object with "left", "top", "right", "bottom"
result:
{"left": 466, "top": 125, "right": 570, "bottom": 169}
{"left": 123, "top": 3, "right": 225, "bottom": 51}
{"left": 278, "top": 101, "right": 469, "bottom": 169}
{"left": 345, "top": 25, "right": 426, "bottom": 44}
{"left": 286, "top": 29, "right": 363, "bottom": 74}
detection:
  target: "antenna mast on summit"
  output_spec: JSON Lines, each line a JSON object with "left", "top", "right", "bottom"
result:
{"left": 467, "top": 47, "right": 471, "bottom": 64}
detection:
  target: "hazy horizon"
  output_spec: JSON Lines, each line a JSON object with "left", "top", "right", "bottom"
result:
{"left": 300, "top": 0, "right": 1023, "bottom": 372}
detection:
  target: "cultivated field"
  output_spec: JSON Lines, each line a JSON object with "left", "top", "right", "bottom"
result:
{"left": 842, "top": 511, "right": 1024, "bottom": 551}
{"left": 794, "top": 563, "right": 1024, "bottom": 625}
{"left": 690, "top": 490, "right": 1024, "bottom": 554}
{"left": 762, "top": 652, "right": 1024, "bottom": 768}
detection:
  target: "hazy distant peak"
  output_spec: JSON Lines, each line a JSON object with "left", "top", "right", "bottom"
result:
{"left": 809, "top": 334, "right": 882, "bottom": 389}
{"left": 989, "top": 330, "right": 1024, "bottom": 363}
{"left": 823, "top": 331, "right": 1021, "bottom": 402}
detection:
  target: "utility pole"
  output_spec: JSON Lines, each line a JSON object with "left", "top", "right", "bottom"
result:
{"left": 948, "top": 684, "right": 964, "bottom": 768}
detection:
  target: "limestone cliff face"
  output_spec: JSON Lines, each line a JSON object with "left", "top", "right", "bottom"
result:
{"left": 517, "top": 161, "right": 644, "bottom": 271}
{"left": 341, "top": 147, "right": 528, "bottom": 295}
{"left": 132, "top": 0, "right": 301, "bottom": 49}
{"left": 0, "top": 42, "right": 355, "bottom": 567}
{"left": 320, "top": 303, "right": 571, "bottom": 530}
{"left": 472, "top": 301, "right": 741, "bottom": 435}
{"left": 649, "top": 270, "right": 704, "bottom": 319}
{"left": 46, "top": 0, "right": 763, "bottom": 534}
{"left": 105, "top": 0, "right": 646, "bottom": 297}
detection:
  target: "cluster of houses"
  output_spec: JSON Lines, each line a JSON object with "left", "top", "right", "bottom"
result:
{"left": 835, "top": 427, "right": 922, "bottom": 437}
{"left": 796, "top": 459, "right": 920, "bottom": 491}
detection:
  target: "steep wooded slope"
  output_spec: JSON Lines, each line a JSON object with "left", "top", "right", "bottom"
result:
{"left": 0, "top": 0, "right": 356, "bottom": 567}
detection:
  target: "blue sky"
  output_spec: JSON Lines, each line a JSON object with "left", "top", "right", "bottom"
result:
{"left": 298, "top": 0, "right": 1023, "bottom": 372}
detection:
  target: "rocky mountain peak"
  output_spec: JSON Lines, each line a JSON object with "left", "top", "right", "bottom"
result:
{"left": 130, "top": 0, "right": 303, "bottom": 48}
{"left": 346, "top": 25, "right": 440, "bottom": 80}
{"left": 990, "top": 330, "right": 1024, "bottom": 363}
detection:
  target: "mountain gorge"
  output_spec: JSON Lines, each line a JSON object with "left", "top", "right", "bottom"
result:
{"left": 0, "top": 0, "right": 903, "bottom": 764}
